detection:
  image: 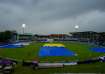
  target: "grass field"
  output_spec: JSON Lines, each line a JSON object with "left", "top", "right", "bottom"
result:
{"left": 0, "top": 42, "right": 105, "bottom": 74}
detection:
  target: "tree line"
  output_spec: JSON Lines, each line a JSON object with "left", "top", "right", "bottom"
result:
{"left": 0, "top": 31, "right": 17, "bottom": 43}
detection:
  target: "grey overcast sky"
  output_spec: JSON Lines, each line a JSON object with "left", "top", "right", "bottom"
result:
{"left": 0, "top": 0, "right": 105, "bottom": 34}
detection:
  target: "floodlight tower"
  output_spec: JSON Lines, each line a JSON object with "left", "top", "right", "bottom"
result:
{"left": 74, "top": 25, "right": 79, "bottom": 39}
{"left": 22, "top": 24, "right": 26, "bottom": 34}
{"left": 74, "top": 25, "right": 79, "bottom": 31}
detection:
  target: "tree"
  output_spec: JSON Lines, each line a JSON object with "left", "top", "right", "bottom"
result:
{"left": 0, "top": 30, "right": 17, "bottom": 43}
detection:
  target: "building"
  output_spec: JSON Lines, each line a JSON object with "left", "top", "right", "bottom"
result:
{"left": 17, "top": 34, "right": 33, "bottom": 42}
{"left": 34, "top": 34, "right": 71, "bottom": 41}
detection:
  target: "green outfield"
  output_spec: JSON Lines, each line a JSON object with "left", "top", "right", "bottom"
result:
{"left": 0, "top": 42, "right": 105, "bottom": 74}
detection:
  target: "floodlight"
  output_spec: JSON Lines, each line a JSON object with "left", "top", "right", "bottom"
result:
{"left": 74, "top": 25, "right": 79, "bottom": 29}
{"left": 22, "top": 24, "right": 26, "bottom": 28}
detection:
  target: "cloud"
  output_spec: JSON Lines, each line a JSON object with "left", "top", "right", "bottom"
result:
{"left": 0, "top": 0, "right": 105, "bottom": 33}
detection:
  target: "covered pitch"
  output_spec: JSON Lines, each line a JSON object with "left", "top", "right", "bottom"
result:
{"left": 90, "top": 47, "right": 105, "bottom": 53}
{"left": 0, "top": 43, "right": 23, "bottom": 48}
{"left": 39, "top": 43, "right": 75, "bottom": 57}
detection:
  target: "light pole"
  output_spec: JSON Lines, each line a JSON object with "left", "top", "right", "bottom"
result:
{"left": 74, "top": 25, "right": 79, "bottom": 31}
{"left": 22, "top": 24, "right": 26, "bottom": 34}
{"left": 74, "top": 25, "right": 79, "bottom": 39}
